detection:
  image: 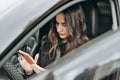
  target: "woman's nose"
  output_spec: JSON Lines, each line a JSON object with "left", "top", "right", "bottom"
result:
{"left": 57, "top": 25, "right": 62, "bottom": 32}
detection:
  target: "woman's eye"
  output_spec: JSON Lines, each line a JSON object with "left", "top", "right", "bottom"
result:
{"left": 62, "top": 23, "right": 66, "bottom": 26}
{"left": 56, "top": 22, "right": 59, "bottom": 25}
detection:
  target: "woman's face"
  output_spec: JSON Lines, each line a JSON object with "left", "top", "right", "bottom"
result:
{"left": 56, "top": 13, "right": 69, "bottom": 39}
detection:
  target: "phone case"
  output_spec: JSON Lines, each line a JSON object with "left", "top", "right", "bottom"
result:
{"left": 18, "top": 50, "right": 36, "bottom": 64}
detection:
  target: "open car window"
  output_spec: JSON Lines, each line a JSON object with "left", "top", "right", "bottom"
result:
{"left": 31, "top": 0, "right": 119, "bottom": 80}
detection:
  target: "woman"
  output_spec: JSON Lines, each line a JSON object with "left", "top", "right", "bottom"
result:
{"left": 18, "top": 4, "right": 89, "bottom": 75}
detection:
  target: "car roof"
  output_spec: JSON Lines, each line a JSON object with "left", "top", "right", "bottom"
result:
{"left": 0, "top": 0, "right": 60, "bottom": 55}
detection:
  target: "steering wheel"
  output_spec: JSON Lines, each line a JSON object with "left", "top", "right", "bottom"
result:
{"left": 3, "top": 31, "right": 40, "bottom": 80}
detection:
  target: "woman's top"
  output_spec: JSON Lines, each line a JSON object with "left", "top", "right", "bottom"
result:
{"left": 23, "top": 34, "right": 89, "bottom": 79}
{"left": 37, "top": 34, "right": 89, "bottom": 68}
{"left": 37, "top": 35, "right": 66, "bottom": 67}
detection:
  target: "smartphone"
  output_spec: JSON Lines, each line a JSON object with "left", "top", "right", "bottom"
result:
{"left": 18, "top": 50, "right": 36, "bottom": 64}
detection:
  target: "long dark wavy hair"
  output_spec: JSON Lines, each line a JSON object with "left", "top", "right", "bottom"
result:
{"left": 48, "top": 4, "right": 89, "bottom": 56}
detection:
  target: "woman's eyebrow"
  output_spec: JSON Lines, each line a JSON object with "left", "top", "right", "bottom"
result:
{"left": 61, "top": 23, "right": 66, "bottom": 25}
{"left": 56, "top": 21, "right": 65, "bottom": 24}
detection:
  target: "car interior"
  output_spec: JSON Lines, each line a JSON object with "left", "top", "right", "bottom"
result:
{"left": 83, "top": 0, "right": 112, "bottom": 39}
{"left": 1, "top": 0, "right": 118, "bottom": 80}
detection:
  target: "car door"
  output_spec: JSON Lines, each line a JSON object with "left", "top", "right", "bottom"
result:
{"left": 31, "top": 0, "right": 120, "bottom": 80}
{"left": 0, "top": 0, "right": 119, "bottom": 80}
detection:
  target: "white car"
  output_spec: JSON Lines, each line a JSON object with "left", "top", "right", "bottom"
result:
{"left": 0, "top": 0, "right": 120, "bottom": 80}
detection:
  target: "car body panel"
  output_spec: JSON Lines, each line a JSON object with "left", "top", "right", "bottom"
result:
{"left": 32, "top": 29, "right": 120, "bottom": 80}
{"left": 0, "top": 0, "right": 60, "bottom": 55}
{"left": 0, "top": 0, "right": 61, "bottom": 61}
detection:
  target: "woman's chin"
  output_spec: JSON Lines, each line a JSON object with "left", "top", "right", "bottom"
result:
{"left": 60, "top": 36, "right": 66, "bottom": 39}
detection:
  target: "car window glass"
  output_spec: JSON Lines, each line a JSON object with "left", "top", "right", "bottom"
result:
{"left": 74, "top": 67, "right": 98, "bottom": 80}
{"left": 74, "top": 58, "right": 120, "bottom": 80}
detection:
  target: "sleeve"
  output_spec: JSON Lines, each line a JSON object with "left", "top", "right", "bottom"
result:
{"left": 37, "top": 35, "right": 55, "bottom": 68}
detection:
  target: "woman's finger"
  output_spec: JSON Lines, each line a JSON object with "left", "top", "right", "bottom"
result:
{"left": 18, "top": 56, "right": 21, "bottom": 62}
{"left": 18, "top": 56, "right": 24, "bottom": 61}
{"left": 31, "top": 64, "right": 41, "bottom": 74}
{"left": 31, "top": 64, "right": 45, "bottom": 74}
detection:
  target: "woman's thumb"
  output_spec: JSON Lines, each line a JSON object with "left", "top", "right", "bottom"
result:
{"left": 34, "top": 53, "right": 39, "bottom": 63}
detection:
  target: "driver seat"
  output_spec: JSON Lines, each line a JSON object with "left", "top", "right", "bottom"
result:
{"left": 82, "top": 2, "right": 99, "bottom": 39}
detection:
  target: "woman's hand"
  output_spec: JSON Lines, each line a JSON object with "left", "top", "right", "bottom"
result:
{"left": 31, "top": 64, "right": 45, "bottom": 74}
{"left": 18, "top": 55, "right": 33, "bottom": 75}
{"left": 18, "top": 51, "right": 45, "bottom": 74}
{"left": 30, "top": 53, "right": 45, "bottom": 74}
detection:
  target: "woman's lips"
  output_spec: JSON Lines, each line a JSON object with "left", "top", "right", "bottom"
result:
{"left": 59, "top": 33, "right": 65, "bottom": 36}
